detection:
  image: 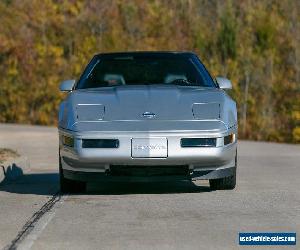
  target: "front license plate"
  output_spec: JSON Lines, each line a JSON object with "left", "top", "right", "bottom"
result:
{"left": 131, "top": 138, "right": 168, "bottom": 158}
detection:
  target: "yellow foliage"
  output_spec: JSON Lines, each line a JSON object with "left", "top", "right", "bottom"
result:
{"left": 7, "top": 58, "right": 18, "bottom": 77}
{"left": 0, "top": 0, "right": 298, "bottom": 143}
{"left": 292, "top": 111, "right": 300, "bottom": 121}
{"left": 292, "top": 127, "right": 300, "bottom": 143}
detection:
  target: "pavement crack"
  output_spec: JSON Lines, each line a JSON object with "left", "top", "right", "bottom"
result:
{"left": 3, "top": 192, "right": 62, "bottom": 250}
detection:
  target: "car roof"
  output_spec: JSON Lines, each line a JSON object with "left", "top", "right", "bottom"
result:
{"left": 95, "top": 51, "right": 197, "bottom": 58}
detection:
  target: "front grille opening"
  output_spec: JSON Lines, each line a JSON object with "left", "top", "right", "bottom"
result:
{"left": 181, "top": 138, "right": 216, "bottom": 147}
{"left": 82, "top": 139, "right": 119, "bottom": 148}
{"left": 110, "top": 165, "right": 189, "bottom": 177}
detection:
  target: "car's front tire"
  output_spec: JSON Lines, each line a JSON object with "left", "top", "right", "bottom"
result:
{"left": 209, "top": 151, "right": 237, "bottom": 190}
{"left": 209, "top": 170, "right": 236, "bottom": 190}
{"left": 59, "top": 155, "right": 86, "bottom": 193}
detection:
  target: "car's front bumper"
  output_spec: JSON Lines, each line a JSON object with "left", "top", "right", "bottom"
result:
{"left": 62, "top": 166, "right": 236, "bottom": 182}
{"left": 59, "top": 127, "right": 237, "bottom": 182}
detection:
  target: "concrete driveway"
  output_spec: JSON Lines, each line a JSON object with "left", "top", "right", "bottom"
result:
{"left": 0, "top": 123, "right": 299, "bottom": 249}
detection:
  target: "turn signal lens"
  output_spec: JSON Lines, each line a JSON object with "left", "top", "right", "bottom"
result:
{"left": 181, "top": 138, "right": 217, "bottom": 147}
{"left": 62, "top": 135, "right": 74, "bottom": 147}
{"left": 82, "top": 139, "right": 119, "bottom": 148}
{"left": 224, "top": 134, "right": 235, "bottom": 145}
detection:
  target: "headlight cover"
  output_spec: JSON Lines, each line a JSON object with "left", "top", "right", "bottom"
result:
{"left": 76, "top": 104, "right": 105, "bottom": 121}
{"left": 192, "top": 103, "right": 220, "bottom": 120}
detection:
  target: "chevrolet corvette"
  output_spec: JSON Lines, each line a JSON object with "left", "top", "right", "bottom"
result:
{"left": 58, "top": 52, "right": 237, "bottom": 192}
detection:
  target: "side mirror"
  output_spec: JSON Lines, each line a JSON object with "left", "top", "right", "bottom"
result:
{"left": 215, "top": 77, "right": 232, "bottom": 90}
{"left": 59, "top": 79, "right": 76, "bottom": 92}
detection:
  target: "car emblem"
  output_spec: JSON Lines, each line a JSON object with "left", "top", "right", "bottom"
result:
{"left": 142, "top": 112, "right": 156, "bottom": 119}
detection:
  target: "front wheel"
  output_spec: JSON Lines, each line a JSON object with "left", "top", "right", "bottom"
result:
{"left": 209, "top": 169, "right": 236, "bottom": 190}
{"left": 59, "top": 156, "right": 86, "bottom": 193}
{"left": 209, "top": 152, "right": 237, "bottom": 190}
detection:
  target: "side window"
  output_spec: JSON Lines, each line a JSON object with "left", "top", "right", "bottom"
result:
{"left": 75, "top": 57, "right": 100, "bottom": 89}
{"left": 191, "top": 56, "right": 216, "bottom": 87}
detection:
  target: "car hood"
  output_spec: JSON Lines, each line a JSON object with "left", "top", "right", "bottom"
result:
{"left": 59, "top": 85, "right": 237, "bottom": 132}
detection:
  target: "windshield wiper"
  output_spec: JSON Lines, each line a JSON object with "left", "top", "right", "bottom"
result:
{"left": 169, "top": 79, "right": 196, "bottom": 86}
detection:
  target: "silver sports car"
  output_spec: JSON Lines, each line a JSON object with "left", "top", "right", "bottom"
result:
{"left": 58, "top": 52, "right": 237, "bottom": 193}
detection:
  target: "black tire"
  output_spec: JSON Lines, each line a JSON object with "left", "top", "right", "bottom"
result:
{"left": 59, "top": 156, "right": 86, "bottom": 193}
{"left": 209, "top": 152, "right": 237, "bottom": 190}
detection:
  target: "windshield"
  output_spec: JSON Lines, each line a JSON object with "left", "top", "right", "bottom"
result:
{"left": 76, "top": 53, "right": 215, "bottom": 89}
